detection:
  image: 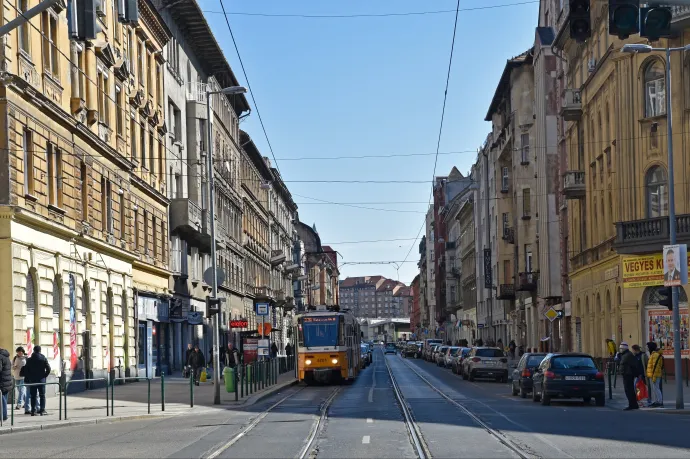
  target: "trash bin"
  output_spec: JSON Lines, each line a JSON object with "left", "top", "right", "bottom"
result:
{"left": 224, "top": 367, "right": 235, "bottom": 393}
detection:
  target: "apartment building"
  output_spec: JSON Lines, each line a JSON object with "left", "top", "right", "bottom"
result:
{"left": 339, "top": 276, "right": 384, "bottom": 318}
{"left": 294, "top": 223, "right": 340, "bottom": 311}
{"left": 0, "top": 0, "right": 171, "bottom": 380}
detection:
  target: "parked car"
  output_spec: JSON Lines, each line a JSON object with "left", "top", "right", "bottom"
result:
{"left": 360, "top": 344, "right": 371, "bottom": 368}
{"left": 403, "top": 342, "right": 420, "bottom": 358}
{"left": 423, "top": 339, "right": 443, "bottom": 360}
{"left": 451, "top": 348, "right": 471, "bottom": 374}
{"left": 442, "top": 346, "right": 461, "bottom": 368}
{"left": 435, "top": 346, "right": 449, "bottom": 366}
{"left": 462, "top": 347, "right": 509, "bottom": 382}
{"left": 510, "top": 353, "right": 547, "bottom": 397}
{"left": 384, "top": 342, "right": 398, "bottom": 355}
{"left": 531, "top": 353, "right": 605, "bottom": 406}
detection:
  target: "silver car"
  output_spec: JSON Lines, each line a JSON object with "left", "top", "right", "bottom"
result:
{"left": 461, "top": 347, "right": 509, "bottom": 382}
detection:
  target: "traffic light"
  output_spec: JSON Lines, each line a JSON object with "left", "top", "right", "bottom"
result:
{"left": 609, "top": 0, "right": 639, "bottom": 39}
{"left": 206, "top": 296, "right": 222, "bottom": 317}
{"left": 658, "top": 287, "right": 672, "bottom": 311}
{"left": 569, "top": 0, "right": 592, "bottom": 43}
{"left": 640, "top": 6, "right": 672, "bottom": 41}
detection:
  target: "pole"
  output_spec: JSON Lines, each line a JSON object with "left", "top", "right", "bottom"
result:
{"left": 206, "top": 90, "right": 221, "bottom": 405}
{"left": 0, "top": 0, "right": 59, "bottom": 36}
{"left": 665, "top": 46, "right": 684, "bottom": 410}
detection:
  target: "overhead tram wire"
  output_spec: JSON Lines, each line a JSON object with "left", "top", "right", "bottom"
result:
{"left": 400, "top": 0, "right": 462, "bottom": 267}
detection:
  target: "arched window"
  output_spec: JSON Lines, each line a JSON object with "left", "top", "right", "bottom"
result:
{"left": 52, "top": 278, "right": 60, "bottom": 317}
{"left": 646, "top": 166, "right": 668, "bottom": 218}
{"left": 26, "top": 271, "right": 36, "bottom": 315}
{"left": 644, "top": 61, "right": 666, "bottom": 117}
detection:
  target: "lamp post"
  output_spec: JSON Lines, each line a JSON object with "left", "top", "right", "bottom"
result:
{"left": 206, "top": 84, "right": 247, "bottom": 405}
{"left": 622, "top": 43, "right": 687, "bottom": 410}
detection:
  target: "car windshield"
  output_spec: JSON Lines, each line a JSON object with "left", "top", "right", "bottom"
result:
{"left": 386, "top": 343, "right": 396, "bottom": 349}
{"left": 449, "top": 347, "right": 460, "bottom": 356}
{"left": 301, "top": 316, "right": 339, "bottom": 347}
{"left": 461, "top": 348, "right": 471, "bottom": 356}
{"left": 526, "top": 355, "right": 547, "bottom": 367}
{"left": 476, "top": 348, "right": 505, "bottom": 358}
{"left": 551, "top": 356, "right": 597, "bottom": 370}
{"left": 439, "top": 347, "right": 448, "bottom": 353}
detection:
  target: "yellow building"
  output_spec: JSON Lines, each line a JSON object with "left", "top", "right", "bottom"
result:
{"left": 0, "top": 0, "right": 171, "bottom": 379}
{"left": 555, "top": 4, "right": 690, "bottom": 366}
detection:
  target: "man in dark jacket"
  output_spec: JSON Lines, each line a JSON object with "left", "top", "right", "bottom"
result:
{"left": 0, "top": 348, "right": 13, "bottom": 421}
{"left": 618, "top": 342, "right": 639, "bottom": 410}
{"left": 184, "top": 343, "right": 193, "bottom": 378}
{"left": 23, "top": 346, "right": 51, "bottom": 416}
{"left": 188, "top": 345, "right": 205, "bottom": 386}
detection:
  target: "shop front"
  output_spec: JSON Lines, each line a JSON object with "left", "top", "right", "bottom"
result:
{"left": 136, "top": 293, "right": 171, "bottom": 377}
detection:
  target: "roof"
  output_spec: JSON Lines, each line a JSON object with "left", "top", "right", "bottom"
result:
{"left": 240, "top": 130, "right": 273, "bottom": 181}
{"left": 270, "top": 167, "right": 297, "bottom": 212}
{"left": 340, "top": 276, "right": 385, "bottom": 288}
{"left": 484, "top": 48, "right": 534, "bottom": 121}
{"left": 155, "top": 0, "right": 250, "bottom": 114}
{"left": 321, "top": 246, "right": 338, "bottom": 268}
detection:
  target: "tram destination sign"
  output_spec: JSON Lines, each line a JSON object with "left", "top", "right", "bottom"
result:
{"left": 303, "top": 316, "right": 337, "bottom": 323}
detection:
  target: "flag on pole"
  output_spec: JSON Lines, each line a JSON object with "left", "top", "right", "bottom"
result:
{"left": 26, "top": 328, "right": 33, "bottom": 356}
{"left": 53, "top": 331, "right": 61, "bottom": 376}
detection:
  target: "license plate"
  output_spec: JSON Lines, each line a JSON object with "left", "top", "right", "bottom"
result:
{"left": 565, "top": 376, "right": 586, "bottom": 381}
{"left": 484, "top": 360, "right": 497, "bottom": 365}
{"left": 317, "top": 358, "right": 327, "bottom": 363}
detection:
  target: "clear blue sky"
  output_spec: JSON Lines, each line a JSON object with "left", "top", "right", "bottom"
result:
{"left": 200, "top": 0, "right": 540, "bottom": 284}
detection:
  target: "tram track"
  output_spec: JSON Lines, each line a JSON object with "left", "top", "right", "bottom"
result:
{"left": 394, "top": 355, "right": 535, "bottom": 459}
{"left": 204, "top": 385, "right": 340, "bottom": 459}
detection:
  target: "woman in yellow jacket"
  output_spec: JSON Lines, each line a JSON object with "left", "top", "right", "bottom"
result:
{"left": 646, "top": 342, "right": 664, "bottom": 407}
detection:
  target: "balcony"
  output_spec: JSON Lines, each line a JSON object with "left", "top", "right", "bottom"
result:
{"left": 517, "top": 272, "right": 538, "bottom": 292}
{"left": 560, "top": 89, "right": 582, "bottom": 121}
{"left": 445, "top": 240, "right": 456, "bottom": 250}
{"left": 185, "top": 82, "right": 208, "bottom": 120}
{"left": 497, "top": 284, "right": 515, "bottom": 300}
{"left": 170, "top": 198, "right": 211, "bottom": 248}
{"left": 502, "top": 227, "right": 515, "bottom": 244}
{"left": 614, "top": 214, "right": 690, "bottom": 255}
{"left": 563, "top": 170, "right": 586, "bottom": 199}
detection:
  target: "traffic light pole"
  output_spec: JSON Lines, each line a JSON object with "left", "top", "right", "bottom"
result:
{"left": 663, "top": 45, "right": 684, "bottom": 410}
{"left": 206, "top": 91, "right": 221, "bottom": 405}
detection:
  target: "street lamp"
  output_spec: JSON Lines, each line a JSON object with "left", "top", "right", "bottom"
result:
{"left": 205, "top": 85, "right": 247, "bottom": 405}
{"left": 621, "top": 43, "right": 685, "bottom": 409}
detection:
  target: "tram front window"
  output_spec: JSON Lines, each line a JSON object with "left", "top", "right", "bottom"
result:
{"left": 301, "top": 316, "right": 339, "bottom": 347}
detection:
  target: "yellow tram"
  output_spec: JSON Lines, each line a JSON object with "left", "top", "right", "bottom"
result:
{"left": 294, "top": 306, "right": 361, "bottom": 384}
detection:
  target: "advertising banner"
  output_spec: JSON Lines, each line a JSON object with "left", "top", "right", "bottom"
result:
{"left": 646, "top": 308, "right": 689, "bottom": 357}
{"left": 243, "top": 337, "right": 258, "bottom": 364}
{"left": 663, "top": 244, "right": 688, "bottom": 287}
{"left": 69, "top": 274, "right": 78, "bottom": 371}
{"left": 622, "top": 253, "right": 690, "bottom": 288}
{"left": 483, "top": 248, "right": 492, "bottom": 289}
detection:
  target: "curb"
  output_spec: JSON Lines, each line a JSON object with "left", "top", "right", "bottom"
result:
{"left": 227, "top": 379, "right": 299, "bottom": 408}
{"left": 0, "top": 413, "right": 172, "bottom": 436}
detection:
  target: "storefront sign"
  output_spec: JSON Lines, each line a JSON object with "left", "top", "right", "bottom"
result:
{"left": 646, "top": 308, "right": 689, "bottom": 357}
{"left": 68, "top": 274, "right": 78, "bottom": 371}
{"left": 621, "top": 254, "right": 690, "bottom": 288}
{"left": 187, "top": 311, "right": 203, "bottom": 325}
{"left": 243, "top": 337, "right": 258, "bottom": 363}
{"left": 483, "top": 249, "right": 492, "bottom": 289}
{"left": 137, "top": 296, "right": 170, "bottom": 322}
{"left": 230, "top": 319, "right": 248, "bottom": 328}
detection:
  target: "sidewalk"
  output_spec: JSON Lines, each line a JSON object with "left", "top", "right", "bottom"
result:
{"left": 606, "top": 374, "right": 690, "bottom": 413}
{"left": 0, "top": 370, "right": 297, "bottom": 434}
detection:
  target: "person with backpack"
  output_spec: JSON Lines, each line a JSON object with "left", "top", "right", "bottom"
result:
{"left": 646, "top": 342, "right": 664, "bottom": 407}
{"left": 188, "top": 344, "right": 205, "bottom": 386}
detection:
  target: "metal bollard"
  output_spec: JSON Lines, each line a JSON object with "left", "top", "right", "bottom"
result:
{"left": 59, "top": 379, "right": 62, "bottom": 421}
{"left": 607, "top": 362, "right": 613, "bottom": 400}
{"left": 106, "top": 378, "right": 110, "bottom": 417}
{"left": 161, "top": 372, "right": 165, "bottom": 411}
{"left": 64, "top": 383, "right": 68, "bottom": 420}
{"left": 190, "top": 372, "right": 194, "bottom": 408}
{"left": 111, "top": 377, "right": 115, "bottom": 416}
{"left": 234, "top": 367, "right": 239, "bottom": 402}
{"left": 147, "top": 378, "right": 151, "bottom": 414}
{"left": 10, "top": 379, "right": 15, "bottom": 426}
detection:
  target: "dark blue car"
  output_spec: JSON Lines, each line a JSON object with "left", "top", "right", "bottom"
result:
{"left": 531, "top": 353, "right": 605, "bottom": 406}
{"left": 384, "top": 343, "right": 397, "bottom": 354}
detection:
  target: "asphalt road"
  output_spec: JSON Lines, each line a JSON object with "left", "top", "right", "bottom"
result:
{"left": 2, "top": 349, "right": 690, "bottom": 458}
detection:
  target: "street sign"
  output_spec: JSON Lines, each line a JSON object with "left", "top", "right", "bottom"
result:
{"left": 258, "top": 339, "right": 269, "bottom": 348}
{"left": 258, "top": 323, "right": 272, "bottom": 335}
{"left": 258, "top": 348, "right": 269, "bottom": 356}
{"left": 544, "top": 307, "right": 559, "bottom": 322}
{"left": 255, "top": 302, "right": 269, "bottom": 316}
{"left": 203, "top": 267, "right": 226, "bottom": 287}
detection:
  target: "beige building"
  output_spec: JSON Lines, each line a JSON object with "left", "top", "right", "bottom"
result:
{"left": 0, "top": 0, "right": 171, "bottom": 379}
{"left": 554, "top": 5, "right": 690, "bottom": 366}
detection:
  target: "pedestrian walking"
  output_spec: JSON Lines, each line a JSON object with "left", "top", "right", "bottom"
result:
{"left": 509, "top": 340, "right": 516, "bottom": 359}
{"left": 23, "top": 346, "right": 51, "bottom": 416}
{"left": 270, "top": 342, "right": 278, "bottom": 358}
{"left": 618, "top": 342, "right": 639, "bottom": 411}
{"left": 631, "top": 345, "right": 648, "bottom": 407}
{"left": 11, "top": 347, "right": 29, "bottom": 413}
{"left": 0, "top": 347, "right": 13, "bottom": 422}
{"left": 285, "top": 342, "right": 293, "bottom": 357}
{"left": 183, "top": 343, "right": 193, "bottom": 378}
{"left": 646, "top": 342, "right": 664, "bottom": 407}
{"left": 188, "top": 344, "right": 205, "bottom": 386}
{"left": 224, "top": 343, "right": 239, "bottom": 368}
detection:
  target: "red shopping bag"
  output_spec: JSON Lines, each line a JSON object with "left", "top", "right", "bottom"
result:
{"left": 636, "top": 379, "right": 648, "bottom": 401}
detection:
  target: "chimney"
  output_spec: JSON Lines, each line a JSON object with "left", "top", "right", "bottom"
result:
{"left": 263, "top": 156, "right": 271, "bottom": 168}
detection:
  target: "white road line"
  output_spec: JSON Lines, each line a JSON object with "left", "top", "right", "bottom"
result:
{"left": 362, "top": 435, "right": 371, "bottom": 444}
{"left": 366, "top": 418, "right": 373, "bottom": 423}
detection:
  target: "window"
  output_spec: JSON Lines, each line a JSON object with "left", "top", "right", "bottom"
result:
{"left": 137, "top": 41, "right": 144, "bottom": 86}
{"left": 127, "top": 30, "right": 134, "bottom": 70}
{"left": 502, "top": 212, "right": 508, "bottom": 231}
{"left": 152, "top": 216, "right": 158, "bottom": 259}
{"left": 520, "top": 133, "right": 529, "bottom": 164}
{"left": 159, "top": 141, "right": 164, "bottom": 183}
{"left": 503, "top": 260, "right": 511, "bottom": 284}
{"left": 501, "top": 166, "right": 509, "bottom": 191}
{"left": 75, "top": 45, "right": 85, "bottom": 99}
{"left": 167, "top": 38, "right": 180, "bottom": 75}
{"left": 161, "top": 220, "right": 166, "bottom": 264}
{"left": 149, "top": 131, "right": 155, "bottom": 173}
{"left": 112, "top": 0, "right": 120, "bottom": 42}
{"left": 80, "top": 161, "right": 88, "bottom": 220}
{"left": 52, "top": 278, "right": 60, "bottom": 317}
{"left": 644, "top": 61, "right": 666, "bottom": 117}
{"left": 97, "top": 68, "right": 109, "bottom": 125}
{"left": 134, "top": 209, "right": 139, "bottom": 249}
{"left": 646, "top": 166, "right": 668, "bottom": 218}
{"left": 146, "top": 51, "right": 153, "bottom": 95}
{"left": 131, "top": 117, "right": 137, "bottom": 160}
{"left": 143, "top": 210, "right": 149, "bottom": 252}
{"left": 522, "top": 188, "right": 531, "bottom": 217}
{"left": 156, "top": 63, "right": 162, "bottom": 105}
{"left": 42, "top": 12, "right": 59, "bottom": 76}
{"left": 23, "top": 129, "right": 34, "bottom": 196}
{"left": 26, "top": 271, "right": 36, "bottom": 315}
{"left": 140, "top": 123, "right": 146, "bottom": 166}
{"left": 170, "top": 236, "right": 181, "bottom": 273}
{"left": 115, "top": 85, "right": 123, "bottom": 135}
{"left": 102, "top": 177, "right": 113, "bottom": 233}
{"left": 18, "top": 0, "right": 29, "bottom": 52}
{"left": 47, "top": 144, "right": 62, "bottom": 207}
{"left": 190, "top": 247, "right": 199, "bottom": 279}
{"left": 525, "top": 245, "right": 533, "bottom": 272}
{"left": 175, "top": 173, "right": 182, "bottom": 199}
{"left": 119, "top": 191, "right": 126, "bottom": 239}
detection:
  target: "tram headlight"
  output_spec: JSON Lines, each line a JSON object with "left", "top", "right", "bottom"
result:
{"left": 305, "top": 359, "right": 312, "bottom": 365}
{"left": 331, "top": 358, "right": 338, "bottom": 365}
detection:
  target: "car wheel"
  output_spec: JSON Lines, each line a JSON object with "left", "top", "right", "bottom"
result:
{"left": 583, "top": 396, "right": 592, "bottom": 405}
{"left": 595, "top": 395, "right": 605, "bottom": 407}
{"left": 511, "top": 382, "right": 519, "bottom": 396}
{"left": 540, "top": 391, "right": 551, "bottom": 406}
{"left": 469, "top": 371, "right": 475, "bottom": 382}
{"left": 519, "top": 386, "right": 527, "bottom": 398}
{"left": 532, "top": 385, "right": 541, "bottom": 402}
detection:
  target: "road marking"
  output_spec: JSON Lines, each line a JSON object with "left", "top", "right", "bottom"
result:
{"left": 368, "top": 367, "right": 376, "bottom": 403}
{"left": 362, "top": 435, "right": 371, "bottom": 444}
{"left": 367, "top": 418, "right": 373, "bottom": 423}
